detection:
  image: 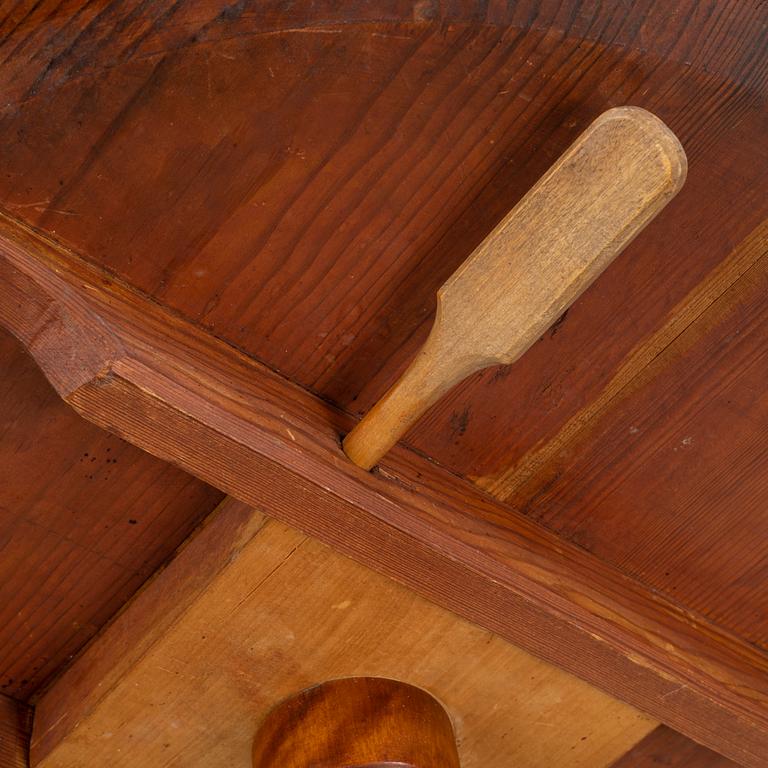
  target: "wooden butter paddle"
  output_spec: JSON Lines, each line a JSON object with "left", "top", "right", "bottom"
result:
{"left": 343, "top": 106, "right": 687, "bottom": 470}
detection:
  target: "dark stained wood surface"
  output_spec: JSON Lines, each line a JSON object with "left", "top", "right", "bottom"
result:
{"left": 0, "top": 327, "right": 223, "bottom": 700}
{"left": 609, "top": 726, "right": 740, "bottom": 768}
{"left": 0, "top": 0, "right": 766, "bottom": 664}
{"left": 0, "top": 693, "right": 31, "bottom": 768}
{"left": 251, "top": 677, "right": 460, "bottom": 768}
{"left": 1, "top": 212, "right": 765, "bottom": 766}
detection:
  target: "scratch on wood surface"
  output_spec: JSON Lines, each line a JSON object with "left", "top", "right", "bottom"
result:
{"left": 371, "top": 31, "right": 417, "bottom": 40}
{"left": 226, "top": 529, "right": 306, "bottom": 616}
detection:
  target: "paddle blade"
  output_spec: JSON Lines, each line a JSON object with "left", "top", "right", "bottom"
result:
{"left": 344, "top": 107, "right": 686, "bottom": 470}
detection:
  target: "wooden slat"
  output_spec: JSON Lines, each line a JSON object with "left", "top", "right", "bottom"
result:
{"left": 0, "top": 212, "right": 765, "bottom": 765}
{"left": 32, "top": 498, "right": 655, "bottom": 768}
{"left": 0, "top": 694, "right": 31, "bottom": 768}
{"left": 0, "top": 327, "right": 224, "bottom": 700}
{"left": 609, "top": 726, "right": 740, "bottom": 768}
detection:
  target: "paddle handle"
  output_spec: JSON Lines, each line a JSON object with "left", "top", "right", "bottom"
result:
{"left": 343, "top": 327, "right": 467, "bottom": 470}
{"left": 344, "top": 107, "right": 686, "bottom": 470}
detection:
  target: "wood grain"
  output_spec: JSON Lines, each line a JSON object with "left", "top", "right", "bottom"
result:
{"left": 251, "top": 677, "right": 460, "bottom": 768}
{"left": 33, "top": 498, "right": 655, "bottom": 768}
{"left": 609, "top": 726, "right": 740, "bottom": 768}
{"left": 478, "top": 218, "right": 768, "bottom": 498}
{"left": 0, "top": 0, "right": 760, "bottom": 470}
{"left": 482, "top": 219, "right": 768, "bottom": 648}
{"left": 0, "top": 211, "right": 765, "bottom": 766}
{"left": 0, "top": 694, "right": 31, "bottom": 768}
{"left": 343, "top": 106, "right": 686, "bottom": 469}
{"left": 0, "top": 327, "right": 223, "bottom": 700}
{"left": 1, "top": 0, "right": 766, "bottom": 660}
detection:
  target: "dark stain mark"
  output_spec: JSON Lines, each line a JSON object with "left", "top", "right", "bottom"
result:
{"left": 491, "top": 364, "right": 513, "bottom": 383}
{"left": 520, "top": 471, "right": 562, "bottom": 519}
{"left": 449, "top": 406, "right": 471, "bottom": 438}
{"left": 566, "top": 526, "right": 595, "bottom": 552}
{"left": 217, "top": 0, "right": 246, "bottom": 23}
{"left": 128, "top": 519, "right": 138, "bottom": 525}
{"left": 549, "top": 308, "right": 569, "bottom": 337}
{"left": 413, "top": 0, "right": 439, "bottom": 22}
{"left": 22, "top": 0, "right": 115, "bottom": 99}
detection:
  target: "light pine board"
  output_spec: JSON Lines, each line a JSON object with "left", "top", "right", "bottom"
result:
{"left": 34, "top": 500, "right": 654, "bottom": 768}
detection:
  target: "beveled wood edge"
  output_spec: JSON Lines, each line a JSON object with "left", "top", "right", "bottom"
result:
{"left": 0, "top": 209, "right": 765, "bottom": 766}
{"left": 30, "top": 496, "right": 263, "bottom": 763}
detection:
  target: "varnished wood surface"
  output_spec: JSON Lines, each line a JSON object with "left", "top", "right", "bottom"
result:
{"left": 0, "top": 212, "right": 765, "bottom": 765}
{"left": 609, "top": 726, "right": 740, "bottom": 768}
{"left": 0, "top": 0, "right": 766, "bottom": 664}
{"left": 0, "top": 328, "right": 223, "bottom": 700}
{"left": 251, "top": 678, "right": 460, "bottom": 768}
{"left": 1, "top": 4, "right": 767, "bottom": 765}
{"left": 0, "top": 694, "right": 31, "bottom": 768}
{"left": 481, "top": 220, "right": 768, "bottom": 648}
{"left": 33, "top": 498, "right": 655, "bottom": 768}
{"left": 344, "top": 106, "right": 686, "bottom": 468}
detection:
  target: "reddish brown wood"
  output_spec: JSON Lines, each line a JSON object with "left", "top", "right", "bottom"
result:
{"left": 251, "top": 678, "right": 460, "bottom": 768}
{"left": 0, "top": 326, "right": 223, "bottom": 700}
{"left": 2, "top": 5, "right": 768, "bottom": 764}
{"left": 343, "top": 106, "right": 687, "bottom": 469}
{"left": 491, "top": 225, "right": 768, "bottom": 648}
{"left": 609, "top": 726, "right": 740, "bottom": 768}
{"left": 1, "top": 212, "right": 766, "bottom": 766}
{"left": 0, "top": 694, "right": 31, "bottom": 768}
{"left": 0, "top": 0, "right": 766, "bottom": 664}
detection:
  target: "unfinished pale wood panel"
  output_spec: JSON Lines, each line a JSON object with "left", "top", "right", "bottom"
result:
{"left": 33, "top": 499, "right": 654, "bottom": 768}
